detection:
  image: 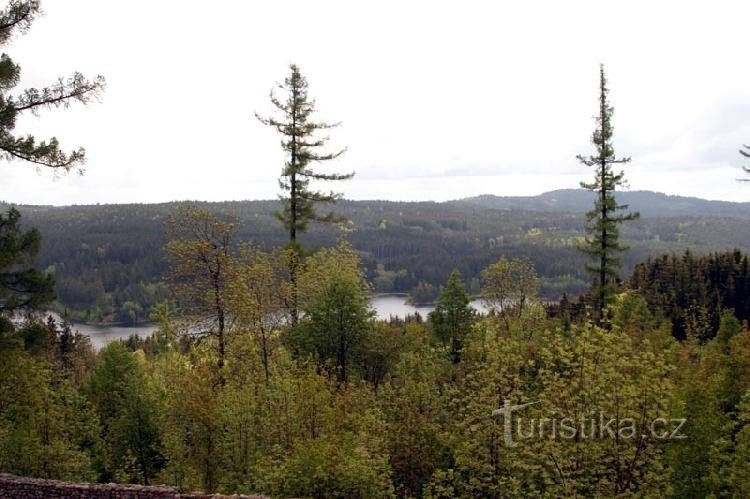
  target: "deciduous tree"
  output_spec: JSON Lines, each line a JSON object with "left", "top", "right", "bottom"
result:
{"left": 164, "top": 206, "right": 239, "bottom": 382}
{"left": 229, "top": 245, "right": 287, "bottom": 382}
{"left": 481, "top": 256, "right": 540, "bottom": 317}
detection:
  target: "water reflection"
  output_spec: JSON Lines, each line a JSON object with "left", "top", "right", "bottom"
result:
{"left": 66, "top": 294, "right": 490, "bottom": 349}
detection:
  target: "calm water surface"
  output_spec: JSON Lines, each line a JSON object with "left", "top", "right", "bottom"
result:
{"left": 71, "top": 294, "right": 489, "bottom": 349}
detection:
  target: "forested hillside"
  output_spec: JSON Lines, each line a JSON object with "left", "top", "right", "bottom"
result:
{"left": 12, "top": 190, "right": 750, "bottom": 323}
{"left": 6, "top": 1, "right": 750, "bottom": 497}
{"left": 456, "top": 189, "right": 750, "bottom": 218}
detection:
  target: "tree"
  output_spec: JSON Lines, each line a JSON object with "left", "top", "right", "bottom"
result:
{"left": 0, "top": 207, "right": 55, "bottom": 312}
{"left": 0, "top": 1, "right": 103, "bottom": 316}
{"left": 229, "top": 245, "right": 287, "bottom": 382}
{"left": 87, "top": 343, "right": 164, "bottom": 485}
{"left": 480, "top": 256, "right": 540, "bottom": 317}
{"left": 577, "top": 64, "right": 638, "bottom": 325}
{"left": 256, "top": 64, "right": 352, "bottom": 326}
{"left": 731, "top": 390, "right": 750, "bottom": 495}
{"left": 740, "top": 145, "right": 750, "bottom": 181}
{"left": 158, "top": 347, "right": 223, "bottom": 492}
{"left": 292, "top": 241, "right": 374, "bottom": 383}
{"left": 0, "top": 335, "right": 99, "bottom": 481}
{"left": 256, "top": 63, "right": 352, "bottom": 243}
{"left": 429, "top": 269, "right": 475, "bottom": 363}
{"left": 301, "top": 273, "right": 373, "bottom": 384}
{"left": 164, "top": 206, "right": 239, "bottom": 382}
{"left": 0, "top": 1, "right": 104, "bottom": 170}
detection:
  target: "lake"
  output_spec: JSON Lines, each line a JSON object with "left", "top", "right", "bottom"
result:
{"left": 70, "top": 294, "right": 490, "bottom": 349}
{"left": 370, "top": 294, "right": 488, "bottom": 320}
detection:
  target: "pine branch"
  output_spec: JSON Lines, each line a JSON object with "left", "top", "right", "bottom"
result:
{"left": 0, "top": 133, "right": 85, "bottom": 169}
{"left": 0, "top": 0, "right": 39, "bottom": 45}
{"left": 13, "top": 73, "right": 105, "bottom": 114}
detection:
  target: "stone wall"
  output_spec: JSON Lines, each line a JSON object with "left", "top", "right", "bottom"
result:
{"left": 0, "top": 474, "right": 267, "bottom": 498}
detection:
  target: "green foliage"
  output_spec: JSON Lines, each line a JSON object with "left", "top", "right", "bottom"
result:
{"left": 0, "top": 339, "right": 99, "bottom": 481}
{"left": 268, "top": 434, "right": 395, "bottom": 499}
{"left": 5, "top": 245, "right": 750, "bottom": 497}
{"left": 716, "top": 308, "right": 742, "bottom": 348}
{"left": 5, "top": 2, "right": 750, "bottom": 496}
{"left": 7, "top": 199, "right": 750, "bottom": 497}
{"left": 435, "top": 306, "right": 676, "bottom": 497}
{"left": 229, "top": 245, "right": 288, "bottom": 381}
{"left": 731, "top": 390, "right": 750, "bottom": 495}
{"left": 15, "top": 196, "right": 750, "bottom": 321}
{"left": 631, "top": 249, "right": 750, "bottom": 341}
{"left": 87, "top": 343, "right": 164, "bottom": 484}
{"left": 289, "top": 242, "right": 374, "bottom": 383}
{"left": 256, "top": 64, "right": 352, "bottom": 242}
{"left": 0, "top": 1, "right": 104, "bottom": 170}
{"left": 0, "top": 208, "right": 55, "bottom": 313}
{"left": 481, "top": 256, "right": 540, "bottom": 316}
{"left": 164, "top": 206, "right": 240, "bottom": 379}
{"left": 157, "top": 348, "right": 222, "bottom": 492}
{"left": 378, "top": 330, "right": 452, "bottom": 497}
{"left": 577, "top": 65, "right": 639, "bottom": 323}
{"left": 410, "top": 280, "right": 439, "bottom": 305}
{"left": 373, "top": 263, "right": 408, "bottom": 293}
{"left": 429, "top": 270, "right": 475, "bottom": 363}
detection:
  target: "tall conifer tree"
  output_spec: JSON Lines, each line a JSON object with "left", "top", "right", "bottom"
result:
{"left": 256, "top": 64, "right": 352, "bottom": 243}
{"left": 577, "top": 64, "right": 638, "bottom": 325}
{"left": 256, "top": 64, "right": 351, "bottom": 325}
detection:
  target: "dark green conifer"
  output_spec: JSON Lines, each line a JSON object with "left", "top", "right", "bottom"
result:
{"left": 0, "top": 207, "right": 54, "bottom": 312}
{"left": 429, "top": 269, "right": 475, "bottom": 363}
{"left": 577, "top": 64, "right": 639, "bottom": 325}
{"left": 256, "top": 64, "right": 352, "bottom": 243}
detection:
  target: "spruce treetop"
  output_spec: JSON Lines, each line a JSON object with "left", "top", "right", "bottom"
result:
{"left": 256, "top": 63, "right": 352, "bottom": 242}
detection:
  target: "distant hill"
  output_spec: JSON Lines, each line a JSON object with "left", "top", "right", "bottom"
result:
{"left": 454, "top": 189, "right": 750, "bottom": 219}
{"left": 6, "top": 190, "right": 750, "bottom": 323}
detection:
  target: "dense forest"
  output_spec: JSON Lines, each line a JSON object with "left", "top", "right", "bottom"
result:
{"left": 3, "top": 237, "right": 750, "bottom": 497}
{"left": 15, "top": 190, "right": 750, "bottom": 323}
{"left": 2, "top": 1, "right": 750, "bottom": 497}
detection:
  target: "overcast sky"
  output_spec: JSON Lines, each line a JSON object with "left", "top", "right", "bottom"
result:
{"left": 2, "top": 0, "right": 750, "bottom": 205}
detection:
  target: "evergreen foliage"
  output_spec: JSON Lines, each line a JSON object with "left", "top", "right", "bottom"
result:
{"left": 631, "top": 249, "right": 750, "bottom": 341}
{"left": 256, "top": 64, "right": 352, "bottom": 243}
{"left": 0, "top": 15, "right": 748, "bottom": 495}
{"left": 289, "top": 241, "right": 374, "bottom": 383}
{"left": 0, "top": 207, "right": 54, "bottom": 312}
{"left": 429, "top": 269, "right": 475, "bottom": 363}
{"left": 13, "top": 197, "right": 750, "bottom": 322}
{"left": 3, "top": 239, "right": 750, "bottom": 496}
{"left": 0, "top": 1, "right": 104, "bottom": 170}
{"left": 577, "top": 65, "right": 639, "bottom": 324}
